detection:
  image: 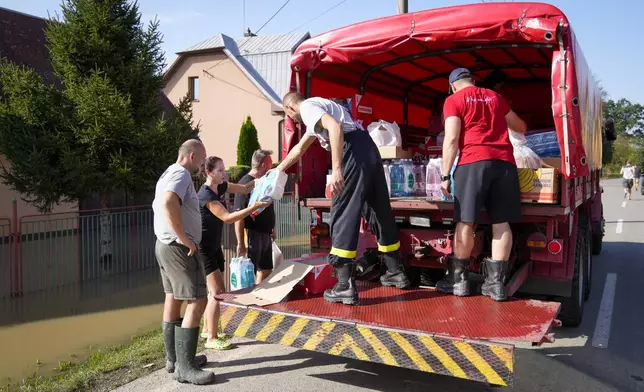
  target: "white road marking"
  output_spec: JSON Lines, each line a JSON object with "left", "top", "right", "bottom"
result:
{"left": 622, "top": 201, "right": 627, "bottom": 208}
{"left": 616, "top": 219, "right": 624, "bottom": 234}
{"left": 592, "top": 273, "right": 618, "bottom": 349}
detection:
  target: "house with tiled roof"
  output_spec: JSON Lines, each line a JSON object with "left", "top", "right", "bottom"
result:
{"left": 163, "top": 31, "right": 310, "bottom": 168}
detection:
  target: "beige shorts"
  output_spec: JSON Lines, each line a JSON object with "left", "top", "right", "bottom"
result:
{"left": 155, "top": 240, "right": 207, "bottom": 301}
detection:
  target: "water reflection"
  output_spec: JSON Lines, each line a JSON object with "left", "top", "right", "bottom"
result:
{"left": 0, "top": 268, "right": 165, "bottom": 383}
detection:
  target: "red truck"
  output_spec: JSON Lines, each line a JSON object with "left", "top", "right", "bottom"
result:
{"left": 220, "top": 3, "right": 616, "bottom": 387}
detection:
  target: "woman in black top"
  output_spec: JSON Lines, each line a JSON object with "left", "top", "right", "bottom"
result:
{"left": 198, "top": 156, "right": 271, "bottom": 350}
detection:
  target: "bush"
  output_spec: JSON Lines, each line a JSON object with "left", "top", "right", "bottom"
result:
{"left": 237, "top": 116, "right": 261, "bottom": 167}
{"left": 228, "top": 165, "right": 251, "bottom": 183}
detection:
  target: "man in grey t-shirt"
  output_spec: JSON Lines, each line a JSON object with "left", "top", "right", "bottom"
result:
{"left": 152, "top": 139, "right": 214, "bottom": 385}
{"left": 277, "top": 93, "right": 410, "bottom": 307}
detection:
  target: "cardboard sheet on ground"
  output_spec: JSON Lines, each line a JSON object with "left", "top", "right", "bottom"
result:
{"left": 228, "top": 258, "right": 314, "bottom": 306}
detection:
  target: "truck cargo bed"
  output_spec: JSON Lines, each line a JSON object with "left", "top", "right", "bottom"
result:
{"left": 303, "top": 197, "right": 572, "bottom": 217}
{"left": 218, "top": 282, "right": 561, "bottom": 387}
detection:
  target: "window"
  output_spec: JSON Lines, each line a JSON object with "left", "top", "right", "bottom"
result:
{"left": 188, "top": 77, "right": 200, "bottom": 101}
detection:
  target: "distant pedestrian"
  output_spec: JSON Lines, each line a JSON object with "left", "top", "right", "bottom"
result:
{"left": 634, "top": 165, "right": 641, "bottom": 192}
{"left": 234, "top": 149, "right": 276, "bottom": 284}
{"left": 198, "top": 156, "right": 270, "bottom": 350}
{"left": 152, "top": 139, "right": 215, "bottom": 385}
{"left": 620, "top": 161, "right": 635, "bottom": 200}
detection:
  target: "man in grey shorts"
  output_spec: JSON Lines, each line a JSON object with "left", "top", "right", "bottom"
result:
{"left": 152, "top": 139, "right": 215, "bottom": 385}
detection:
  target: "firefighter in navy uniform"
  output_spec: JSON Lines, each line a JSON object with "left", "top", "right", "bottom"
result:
{"left": 277, "top": 92, "right": 410, "bottom": 305}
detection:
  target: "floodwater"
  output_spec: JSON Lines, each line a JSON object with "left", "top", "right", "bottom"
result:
{"left": 0, "top": 268, "right": 167, "bottom": 384}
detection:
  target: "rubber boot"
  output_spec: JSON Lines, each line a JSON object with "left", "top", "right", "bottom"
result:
{"left": 481, "top": 259, "right": 509, "bottom": 302}
{"left": 173, "top": 326, "right": 216, "bottom": 385}
{"left": 324, "top": 263, "right": 359, "bottom": 305}
{"left": 379, "top": 252, "right": 411, "bottom": 289}
{"left": 435, "top": 256, "right": 470, "bottom": 296}
{"left": 163, "top": 320, "right": 207, "bottom": 373}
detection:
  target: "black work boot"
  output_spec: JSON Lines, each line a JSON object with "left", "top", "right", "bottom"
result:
{"left": 173, "top": 326, "right": 216, "bottom": 385}
{"left": 435, "top": 256, "right": 470, "bottom": 296}
{"left": 324, "top": 263, "right": 359, "bottom": 305}
{"left": 481, "top": 259, "right": 509, "bottom": 302}
{"left": 163, "top": 320, "right": 207, "bottom": 373}
{"left": 379, "top": 252, "right": 411, "bottom": 289}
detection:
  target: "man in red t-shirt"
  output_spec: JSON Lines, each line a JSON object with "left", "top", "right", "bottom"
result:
{"left": 436, "top": 68, "right": 527, "bottom": 302}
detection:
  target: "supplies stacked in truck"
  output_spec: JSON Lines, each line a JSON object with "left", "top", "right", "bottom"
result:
{"left": 515, "top": 128, "right": 561, "bottom": 204}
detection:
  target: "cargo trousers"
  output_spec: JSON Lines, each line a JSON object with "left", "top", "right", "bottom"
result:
{"left": 328, "top": 131, "right": 401, "bottom": 267}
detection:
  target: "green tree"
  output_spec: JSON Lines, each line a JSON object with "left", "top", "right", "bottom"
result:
{"left": 236, "top": 116, "right": 261, "bottom": 166}
{"left": 0, "top": 0, "right": 198, "bottom": 265}
{"left": 602, "top": 97, "right": 644, "bottom": 167}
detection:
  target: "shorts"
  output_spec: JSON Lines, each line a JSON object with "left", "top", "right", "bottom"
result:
{"left": 199, "top": 246, "right": 225, "bottom": 276}
{"left": 453, "top": 160, "right": 522, "bottom": 224}
{"left": 248, "top": 231, "right": 273, "bottom": 271}
{"left": 623, "top": 179, "right": 634, "bottom": 189}
{"left": 155, "top": 240, "right": 207, "bottom": 301}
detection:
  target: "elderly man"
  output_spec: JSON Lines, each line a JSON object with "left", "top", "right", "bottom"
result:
{"left": 234, "top": 149, "right": 276, "bottom": 284}
{"left": 152, "top": 139, "right": 215, "bottom": 385}
{"left": 437, "top": 68, "right": 527, "bottom": 302}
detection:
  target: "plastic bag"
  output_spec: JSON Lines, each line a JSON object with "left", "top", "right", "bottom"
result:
{"left": 272, "top": 241, "right": 283, "bottom": 269}
{"left": 367, "top": 120, "right": 402, "bottom": 147}
{"left": 509, "top": 130, "right": 543, "bottom": 169}
{"left": 248, "top": 170, "right": 287, "bottom": 215}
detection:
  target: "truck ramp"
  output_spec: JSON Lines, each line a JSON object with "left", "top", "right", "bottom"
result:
{"left": 219, "top": 282, "right": 560, "bottom": 387}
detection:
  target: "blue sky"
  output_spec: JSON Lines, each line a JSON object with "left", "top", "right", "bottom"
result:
{"left": 5, "top": 0, "right": 643, "bottom": 104}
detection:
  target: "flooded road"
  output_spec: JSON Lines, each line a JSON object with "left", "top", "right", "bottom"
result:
{"left": 0, "top": 269, "right": 166, "bottom": 384}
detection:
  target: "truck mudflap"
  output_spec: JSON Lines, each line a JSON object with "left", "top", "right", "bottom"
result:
{"left": 219, "top": 283, "right": 561, "bottom": 387}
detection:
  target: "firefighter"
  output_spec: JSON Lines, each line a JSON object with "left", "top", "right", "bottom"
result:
{"left": 277, "top": 92, "right": 410, "bottom": 305}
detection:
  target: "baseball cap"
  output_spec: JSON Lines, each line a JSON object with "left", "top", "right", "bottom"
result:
{"left": 448, "top": 68, "right": 472, "bottom": 94}
{"left": 449, "top": 68, "right": 472, "bottom": 84}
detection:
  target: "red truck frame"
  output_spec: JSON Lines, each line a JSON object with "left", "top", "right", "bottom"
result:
{"left": 219, "top": 3, "right": 616, "bottom": 388}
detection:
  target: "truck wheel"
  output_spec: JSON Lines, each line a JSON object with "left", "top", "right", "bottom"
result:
{"left": 582, "top": 217, "right": 592, "bottom": 301}
{"left": 558, "top": 218, "right": 586, "bottom": 327}
{"left": 591, "top": 208, "right": 603, "bottom": 255}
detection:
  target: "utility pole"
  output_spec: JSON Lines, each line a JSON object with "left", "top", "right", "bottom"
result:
{"left": 397, "top": 0, "right": 408, "bottom": 14}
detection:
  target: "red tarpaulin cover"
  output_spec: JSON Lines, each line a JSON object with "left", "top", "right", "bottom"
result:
{"left": 283, "top": 2, "right": 603, "bottom": 193}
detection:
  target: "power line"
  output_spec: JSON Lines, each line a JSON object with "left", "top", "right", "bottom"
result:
{"left": 256, "top": 0, "right": 292, "bottom": 35}
{"left": 287, "top": 0, "right": 350, "bottom": 35}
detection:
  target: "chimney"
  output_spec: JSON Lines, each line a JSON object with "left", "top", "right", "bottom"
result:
{"left": 397, "top": 0, "right": 408, "bottom": 14}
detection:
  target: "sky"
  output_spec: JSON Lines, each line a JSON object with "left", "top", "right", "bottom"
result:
{"left": 4, "top": 0, "right": 643, "bottom": 104}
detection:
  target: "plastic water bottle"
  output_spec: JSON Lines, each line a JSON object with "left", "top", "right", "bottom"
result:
{"left": 383, "top": 163, "right": 391, "bottom": 196}
{"left": 413, "top": 160, "right": 426, "bottom": 196}
{"left": 240, "top": 258, "right": 255, "bottom": 288}
{"left": 403, "top": 159, "right": 415, "bottom": 197}
{"left": 390, "top": 160, "right": 405, "bottom": 197}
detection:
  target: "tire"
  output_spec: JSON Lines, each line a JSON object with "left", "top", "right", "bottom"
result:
{"left": 558, "top": 216, "right": 586, "bottom": 327}
{"left": 582, "top": 217, "right": 592, "bottom": 301}
{"left": 591, "top": 207, "right": 604, "bottom": 256}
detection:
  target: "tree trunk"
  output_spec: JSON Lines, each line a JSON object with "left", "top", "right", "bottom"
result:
{"left": 99, "top": 192, "right": 113, "bottom": 274}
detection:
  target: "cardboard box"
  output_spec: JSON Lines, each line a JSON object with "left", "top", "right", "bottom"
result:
{"left": 294, "top": 254, "right": 337, "bottom": 295}
{"left": 378, "top": 146, "right": 413, "bottom": 159}
{"left": 540, "top": 157, "right": 561, "bottom": 169}
{"left": 518, "top": 167, "right": 560, "bottom": 204}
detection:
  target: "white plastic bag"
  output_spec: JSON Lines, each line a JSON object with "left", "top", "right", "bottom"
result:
{"left": 248, "top": 170, "right": 287, "bottom": 214}
{"left": 509, "top": 130, "right": 542, "bottom": 169}
{"left": 272, "top": 241, "right": 283, "bottom": 269}
{"left": 367, "top": 120, "right": 402, "bottom": 147}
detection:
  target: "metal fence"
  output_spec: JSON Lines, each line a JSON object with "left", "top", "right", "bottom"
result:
{"left": 0, "top": 194, "right": 311, "bottom": 298}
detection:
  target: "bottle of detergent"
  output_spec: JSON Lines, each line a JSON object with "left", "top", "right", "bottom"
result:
{"left": 389, "top": 160, "right": 405, "bottom": 197}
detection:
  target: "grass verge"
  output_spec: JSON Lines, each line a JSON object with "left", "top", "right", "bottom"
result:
{"left": 1, "top": 327, "right": 205, "bottom": 392}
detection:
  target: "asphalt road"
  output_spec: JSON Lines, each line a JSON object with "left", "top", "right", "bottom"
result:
{"left": 116, "top": 179, "right": 644, "bottom": 392}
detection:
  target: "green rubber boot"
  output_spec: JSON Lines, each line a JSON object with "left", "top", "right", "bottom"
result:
{"left": 173, "top": 326, "right": 216, "bottom": 385}
{"left": 163, "top": 320, "right": 207, "bottom": 373}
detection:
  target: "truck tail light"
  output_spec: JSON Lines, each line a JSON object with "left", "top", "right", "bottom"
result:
{"left": 547, "top": 240, "right": 563, "bottom": 255}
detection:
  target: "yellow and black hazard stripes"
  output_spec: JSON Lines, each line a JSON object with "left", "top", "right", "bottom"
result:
{"left": 219, "top": 304, "right": 514, "bottom": 386}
